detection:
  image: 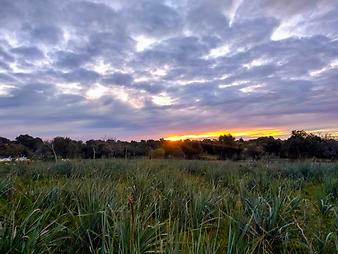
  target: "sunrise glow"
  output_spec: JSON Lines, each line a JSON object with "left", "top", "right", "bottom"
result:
{"left": 164, "top": 129, "right": 286, "bottom": 141}
{"left": 164, "top": 128, "right": 338, "bottom": 141}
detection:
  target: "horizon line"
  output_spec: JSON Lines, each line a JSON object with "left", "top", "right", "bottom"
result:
{"left": 3, "top": 128, "right": 338, "bottom": 142}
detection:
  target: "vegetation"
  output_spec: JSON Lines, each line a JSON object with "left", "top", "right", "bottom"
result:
{"left": 1, "top": 130, "right": 338, "bottom": 161}
{"left": 1, "top": 159, "right": 338, "bottom": 253}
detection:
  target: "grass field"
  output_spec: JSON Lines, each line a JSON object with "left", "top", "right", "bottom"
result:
{"left": 1, "top": 159, "right": 338, "bottom": 253}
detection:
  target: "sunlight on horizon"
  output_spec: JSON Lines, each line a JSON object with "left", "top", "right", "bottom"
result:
{"left": 164, "top": 129, "right": 286, "bottom": 141}
{"left": 164, "top": 128, "right": 338, "bottom": 141}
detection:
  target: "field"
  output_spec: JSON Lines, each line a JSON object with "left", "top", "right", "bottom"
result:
{"left": 1, "top": 159, "right": 338, "bottom": 253}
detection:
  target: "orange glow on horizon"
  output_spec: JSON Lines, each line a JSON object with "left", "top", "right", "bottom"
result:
{"left": 164, "top": 129, "right": 286, "bottom": 141}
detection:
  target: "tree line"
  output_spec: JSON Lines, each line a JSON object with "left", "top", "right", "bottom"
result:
{"left": 0, "top": 130, "right": 337, "bottom": 161}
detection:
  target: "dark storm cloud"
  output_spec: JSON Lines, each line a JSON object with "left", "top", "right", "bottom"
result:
{"left": 0, "top": 0, "right": 338, "bottom": 139}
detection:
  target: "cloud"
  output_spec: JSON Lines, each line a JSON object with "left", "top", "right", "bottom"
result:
{"left": 0, "top": 0, "right": 337, "bottom": 140}
{"left": 28, "top": 25, "right": 64, "bottom": 45}
{"left": 11, "top": 46, "right": 44, "bottom": 60}
{"left": 102, "top": 72, "right": 134, "bottom": 86}
{"left": 62, "top": 68, "right": 100, "bottom": 85}
{"left": 120, "top": 0, "right": 183, "bottom": 37}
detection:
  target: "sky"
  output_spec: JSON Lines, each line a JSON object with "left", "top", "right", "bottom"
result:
{"left": 0, "top": 0, "right": 338, "bottom": 141}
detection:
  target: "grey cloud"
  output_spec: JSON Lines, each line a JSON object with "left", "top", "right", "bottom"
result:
{"left": 11, "top": 46, "right": 44, "bottom": 60}
{"left": 87, "top": 31, "right": 134, "bottom": 59}
{"left": 186, "top": 0, "right": 230, "bottom": 36}
{"left": 123, "top": 1, "right": 183, "bottom": 37}
{"left": 263, "top": 0, "right": 321, "bottom": 17}
{"left": 63, "top": 69, "right": 100, "bottom": 84}
{"left": 0, "top": 1, "right": 23, "bottom": 29}
{"left": 102, "top": 72, "right": 133, "bottom": 86}
{"left": 302, "top": 7, "right": 338, "bottom": 38}
{"left": 225, "top": 17, "right": 278, "bottom": 45}
{"left": 64, "top": 1, "right": 117, "bottom": 31}
{"left": 54, "top": 51, "right": 91, "bottom": 69}
{"left": 0, "top": 83, "right": 56, "bottom": 108}
{"left": 0, "top": 46, "right": 15, "bottom": 63}
{"left": 0, "top": 61, "right": 10, "bottom": 71}
{"left": 134, "top": 36, "right": 211, "bottom": 69}
{"left": 137, "top": 82, "right": 167, "bottom": 94}
{"left": 0, "top": 0, "right": 338, "bottom": 139}
{"left": 28, "top": 25, "right": 64, "bottom": 45}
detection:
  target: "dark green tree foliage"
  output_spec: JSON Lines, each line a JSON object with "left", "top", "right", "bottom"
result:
{"left": 282, "top": 130, "right": 330, "bottom": 159}
{"left": 160, "top": 139, "right": 185, "bottom": 158}
{"left": 283, "top": 131, "right": 309, "bottom": 158}
{"left": 52, "top": 137, "right": 73, "bottom": 159}
{"left": 16, "top": 135, "right": 42, "bottom": 151}
{"left": 255, "top": 137, "right": 282, "bottom": 156}
{"left": 180, "top": 141, "right": 203, "bottom": 159}
{"left": 218, "top": 134, "right": 236, "bottom": 145}
{"left": 34, "top": 142, "right": 53, "bottom": 160}
{"left": 0, "top": 131, "right": 338, "bottom": 160}
{"left": 243, "top": 143, "right": 264, "bottom": 159}
{"left": 322, "top": 139, "right": 338, "bottom": 159}
{"left": 198, "top": 135, "right": 242, "bottom": 160}
{"left": 5, "top": 143, "right": 26, "bottom": 157}
{"left": 0, "top": 137, "right": 11, "bottom": 156}
{"left": 217, "top": 134, "right": 242, "bottom": 159}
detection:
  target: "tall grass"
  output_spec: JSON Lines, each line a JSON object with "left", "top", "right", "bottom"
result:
{"left": 0, "top": 159, "right": 337, "bottom": 253}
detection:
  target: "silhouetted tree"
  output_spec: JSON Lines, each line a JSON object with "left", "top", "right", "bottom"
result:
{"left": 0, "top": 137, "right": 11, "bottom": 157}
{"left": 181, "top": 141, "right": 203, "bottom": 159}
{"left": 16, "top": 135, "right": 43, "bottom": 152}
{"left": 0, "top": 130, "right": 337, "bottom": 161}
{"left": 219, "top": 134, "right": 236, "bottom": 146}
{"left": 255, "top": 137, "right": 282, "bottom": 156}
{"left": 160, "top": 140, "right": 185, "bottom": 158}
{"left": 6, "top": 143, "right": 25, "bottom": 157}
{"left": 284, "top": 130, "right": 309, "bottom": 158}
{"left": 52, "top": 137, "right": 73, "bottom": 159}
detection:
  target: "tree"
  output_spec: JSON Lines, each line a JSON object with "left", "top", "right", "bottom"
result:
{"left": 219, "top": 134, "right": 236, "bottom": 146}
{"left": 67, "top": 140, "right": 82, "bottom": 158}
{"left": 181, "top": 141, "right": 203, "bottom": 159}
{"left": 34, "top": 142, "right": 53, "bottom": 161}
{"left": 255, "top": 137, "right": 282, "bottom": 156}
{"left": 217, "top": 134, "right": 242, "bottom": 160}
{"left": 322, "top": 139, "right": 338, "bottom": 159}
{"left": 149, "top": 148, "right": 165, "bottom": 159}
{"left": 284, "top": 130, "right": 309, "bottom": 158}
{"left": 52, "top": 137, "right": 69, "bottom": 159}
{"left": 0, "top": 130, "right": 336, "bottom": 161}
{"left": 243, "top": 144, "right": 264, "bottom": 160}
{"left": 16, "top": 134, "right": 42, "bottom": 150}
{"left": 160, "top": 140, "right": 185, "bottom": 159}
{"left": 305, "top": 134, "right": 324, "bottom": 158}
{"left": 0, "top": 137, "right": 11, "bottom": 156}
{"left": 6, "top": 143, "right": 25, "bottom": 157}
